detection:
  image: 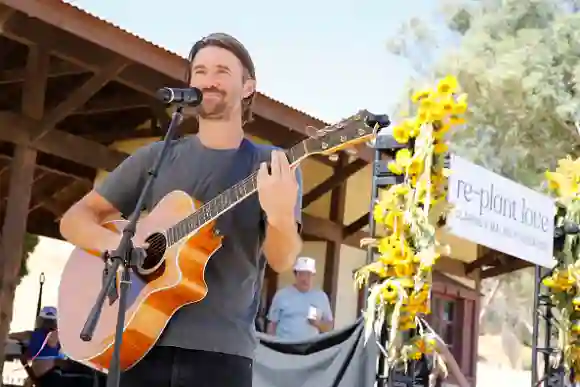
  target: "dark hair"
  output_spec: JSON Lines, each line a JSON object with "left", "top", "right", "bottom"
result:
{"left": 187, "top": 32, "right": 256, "bottom": 125}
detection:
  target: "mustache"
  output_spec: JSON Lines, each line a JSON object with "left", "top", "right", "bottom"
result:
{"left": 201, "top": 87, "right": 225, "bottom": 97}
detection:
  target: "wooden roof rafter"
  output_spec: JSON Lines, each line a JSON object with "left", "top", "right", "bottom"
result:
{"left": 0, "top": 0, "right": 390, "bottom": 264}
{"left": 465, "top": 248, "right": 533, "bottom": 279}
{"left": 0, "top": 112, "right": 127, "bottom": 171}
{"left": 1, "top": 0, "right": 373, "bottom": 163}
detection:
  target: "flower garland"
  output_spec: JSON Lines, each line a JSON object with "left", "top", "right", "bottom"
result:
{"left": 543, "top": 160, "right": 580, "bottom": 381}
{"left": 354, "top": 76, "right": 468, "bottom": 374}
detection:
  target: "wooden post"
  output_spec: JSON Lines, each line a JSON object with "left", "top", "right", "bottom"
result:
{"left": 323, "top": 155, "right": 348, "bottom": 316}
{"left": 0, "top": 144, "right": 37, "bottom": 369}
{"left": 262, "top": 266, "right": 279, "bottom": 330}
{"left": 0, "top": 43, "right": 46, "bottom": 375}
{"left": 470, "top": 269, "right": 482, "bottom": 386}
{"left": 265, "top": 266, "right": 279, "bottom": 310}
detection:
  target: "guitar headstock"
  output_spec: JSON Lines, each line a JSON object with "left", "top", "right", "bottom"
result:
{"left": 303, "top": 110, "right": 390, "bottom": 157}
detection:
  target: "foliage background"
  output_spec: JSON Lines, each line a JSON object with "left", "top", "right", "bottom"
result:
{"left": 388, "top": 0, "right": 580, "bottom": 367}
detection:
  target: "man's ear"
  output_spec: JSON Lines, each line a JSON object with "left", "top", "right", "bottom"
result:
{"left": 243, "top": 78, "right": 256, "bottom": 99}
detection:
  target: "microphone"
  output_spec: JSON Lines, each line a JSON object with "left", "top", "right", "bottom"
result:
{"left": 155, "top": 87, "right": 203, "bottom": 106}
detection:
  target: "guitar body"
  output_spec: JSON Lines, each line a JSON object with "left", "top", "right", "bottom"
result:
{"left": 57, "top": 191, "right": 222, "bottom": 372}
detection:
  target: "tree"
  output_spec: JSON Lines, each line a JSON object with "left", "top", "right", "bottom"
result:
{"left": 387, "top": 0, "right": 580, "bottom": 368}
{"left": 0, "top": 233, "right": 40, "bottom": 378}
{"left": 388, "top": 0, "right": 580, "bottom": 188}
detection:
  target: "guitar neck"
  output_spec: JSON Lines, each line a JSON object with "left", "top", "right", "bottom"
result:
{"left": 165, "top": 141, "right": 309, "bottom": 245}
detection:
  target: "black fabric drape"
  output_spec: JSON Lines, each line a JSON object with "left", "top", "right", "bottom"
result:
{"left": 253, "top": 318, "right": 378, "bottom": 387}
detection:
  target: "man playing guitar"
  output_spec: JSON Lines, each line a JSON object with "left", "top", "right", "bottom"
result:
{"left": 59, "top": 32, "right": 303, "bottom": 387}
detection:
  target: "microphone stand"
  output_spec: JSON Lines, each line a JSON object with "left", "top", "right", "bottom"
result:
{"left": 79, "top": 105, "right": 186, "bottom": 387}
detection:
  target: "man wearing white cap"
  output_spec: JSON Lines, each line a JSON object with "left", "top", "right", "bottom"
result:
{"left": 267, "top": 257, "right": 333, "bottom": 340}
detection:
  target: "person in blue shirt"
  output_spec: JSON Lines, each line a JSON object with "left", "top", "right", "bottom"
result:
{"left": 26, "top": 306, "right": 94, "bottom": 387}
{"left": 267, "top": 257, "right": 334, "bottom": 340}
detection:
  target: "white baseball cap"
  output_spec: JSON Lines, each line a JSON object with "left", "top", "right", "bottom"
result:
{"left": 293, "top": 257, "right": 316, "bottom": 274}
{"left": 39, "top": 306, "right": 57, "bottom": 320}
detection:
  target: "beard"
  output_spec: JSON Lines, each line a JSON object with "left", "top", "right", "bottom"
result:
{"left": 197, "top": 88, "right": 229, "bottom": 120}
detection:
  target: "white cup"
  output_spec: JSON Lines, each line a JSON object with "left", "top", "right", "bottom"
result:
{"left": 308, "top": 306, "right": 318, "bottom": 320}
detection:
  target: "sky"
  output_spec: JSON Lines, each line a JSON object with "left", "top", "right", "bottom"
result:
{"left": 64, "top": 0, "right": 440, "bottom": 123}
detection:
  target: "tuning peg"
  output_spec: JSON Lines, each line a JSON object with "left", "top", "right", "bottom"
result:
{"left": 345, "top": 148, "right": 358, "bottom": 156}
{"left": 328, "top": 154, "right": 339, "bottom": 162}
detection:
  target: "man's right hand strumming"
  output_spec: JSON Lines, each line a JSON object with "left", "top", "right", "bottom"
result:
{"left": 60, "top": 190, "right": 134, "bottom": 253}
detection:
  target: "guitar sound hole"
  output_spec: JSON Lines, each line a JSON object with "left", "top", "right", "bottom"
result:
{"left": 137, "top": 232, "right": 167, "bottom": 276}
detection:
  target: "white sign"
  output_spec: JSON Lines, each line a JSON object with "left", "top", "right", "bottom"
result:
{"left": 446, "top": 155, "right": 555, "bottom": 268}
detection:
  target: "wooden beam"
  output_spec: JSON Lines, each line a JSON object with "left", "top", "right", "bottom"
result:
{"left": 0, "top": 4, "right": 15, "bottom": 34}
{"left": 150, "top": 103, "right": 171, "bottom": 133}
{"left": 0, "top": 44, "right": 45, "bottom": 319}
{"left": 0, "top": 112, "right": 128, "bottom": 171}
{"left": 434, "top": 256, "right": 471, "bottom": 278}
{"left": 481, "top": 258, "right": 532, "bottom": 279}
{"left": 343, "top": 212, "right": 369, "bottom": 237}
{"left": 28, "top": 174, "right": 68, "bottom": 214}
{"left": 302, "top": 214, "right": 342, "bottom": 242}
{"left": 87, "top": 127, "right": 157, "bottom": 144}
{"left": 0, "top": 43, "right": 129, "bottom": 173}
{"left": 0, "top": 45, "right": 48, "bottom": 272}
{"left": 26, "top": 210, "right": 61, "bottom": 240}
{"left": 43, "top": 199, "right": 68, "bottom": 219}
{"left": 3, "top": 15, "right": 170, "bottom": 97}
{"left": 343, "top": 230, "right": 367, "bottom": 248}
{"left": 302, "top": 214, "right": 369, "bottom": 251}
{"left": 264, "top": 266, "right": 278, "bottom": 318}
{"left": 302, "top": 235, "right": 324, "bottom": 242}
{"left": 31, "top": 170, "right": 49, "bottom": 184}
{"left": 0, "top": 165, "right": 9, "bottom": 180}
{"left": 323, "top": 155, "right": 348, "bottom": 314}
{"left": 464, "top": 252, "right": 498, "bottom": 274}
{"left": 0, "top": 154, "right": 88, "bottom": 181}
{"left": 31, "top": 58, "right": 128, "bottom": 142}
{"left": 33, "top": 179, "right": 92, "bottom": 217}
{"left": 22, "top": 44, "right": 49, "bottom": 121}
{"left": 0, "top": 61, "right": 86, "bottom": 85}
{"left": 2, "top": 0, "right": 179, "bottom": 84}
{"left": 0, "top": 145, "right": 37, "bottom": 367}
{"left": 302, "top": 159, "right": 367, "bottom": 208}
{"left": 73, "top": 93, "right": 151, "bottom": 116}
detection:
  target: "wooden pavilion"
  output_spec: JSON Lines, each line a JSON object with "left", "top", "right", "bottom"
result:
{"left": 0, "top": 1, "right": 534, "bottom": 385}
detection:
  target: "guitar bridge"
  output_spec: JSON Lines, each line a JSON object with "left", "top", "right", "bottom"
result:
{"left": 102, "top": 260, "right": 119, "bottom": 305}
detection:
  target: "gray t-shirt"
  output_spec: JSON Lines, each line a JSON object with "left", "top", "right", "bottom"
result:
{"left": 96, "top": 135, "right": 303, "bottom": 360}
{"left": 267, "top": 286, "right": 333, "bottom": 340}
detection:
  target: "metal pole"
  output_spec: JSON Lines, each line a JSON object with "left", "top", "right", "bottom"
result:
{"left": 532, "top": 265, "right": 541, "bottom": 387}
{"left": 36, "top": 272, "right": 45, "bottom": 316}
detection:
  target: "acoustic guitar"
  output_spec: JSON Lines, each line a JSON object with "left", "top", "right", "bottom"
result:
{"left": 57, "top": 110, "right": 381, "bottom": 372}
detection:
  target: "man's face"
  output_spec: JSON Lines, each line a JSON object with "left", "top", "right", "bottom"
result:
{"left": 189, "top": 46, "right": 250, "bottom": 121}
{"left": 43, "top": 318, "right": 57, "bottom": 331}
{"left": 295, "top": 270, "right": 314, "bottom": 291}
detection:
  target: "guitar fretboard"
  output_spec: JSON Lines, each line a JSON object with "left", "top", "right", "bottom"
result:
{"left": 165, "top": 141, "right": 310, "bottom": 246}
